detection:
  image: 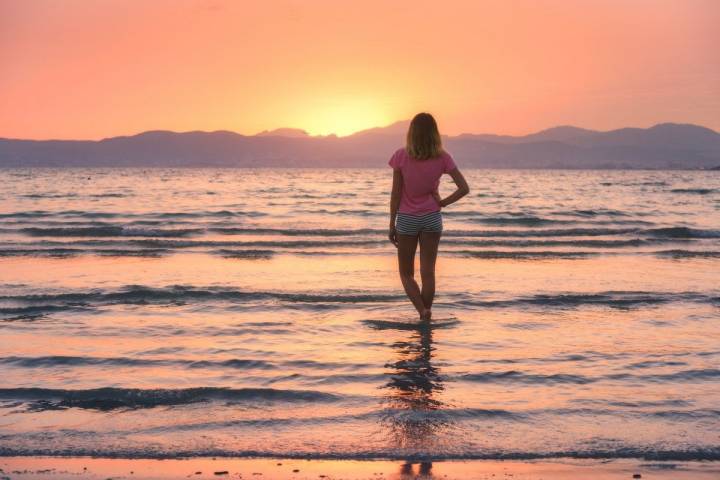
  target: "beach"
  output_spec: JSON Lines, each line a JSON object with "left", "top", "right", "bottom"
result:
{"left": 3, "top": 457, "right": 720, "bottom": 480}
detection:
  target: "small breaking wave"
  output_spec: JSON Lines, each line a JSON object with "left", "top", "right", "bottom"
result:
{"left": 554, "top": 208, "right": 633, "bottom": 217}
{"left": 0, "top": 304, "right": 93, "bottom": 321}
{"left": 670, "top": 188, "right": 717, "bottom": 195}
{"left": 20, "top": 226, "right": 204, "bottom": 238}
{"left": 468, "top": 215, "right": 572, "bottom": 226}
{"left": 0, "top": 355, "right": 371, "bottom": 372}
{"left": 0, "top": 285, "right": 406, "bottom": 309}
{"left": 457, "top": 291, "right": 713, "bottom": 309}
{"left": 1, "top": 445, "right": 718, "bottom": 461}
{"left": 444, "top": 238, "right": 654, "bottom": 248}
{"left": 0, "top": 355, "right": 277, "bottom": 370}
{"left": 461, "top": 371, "right": 593, "bottom": 385}
{"left": 0, "top": 247, "right": 170, "bottom": 258}
{"left": 209, "top": 227, "right": 384, "bottom": 236}
{"left": 646, "top": 227, "right": 720, "bottom": 239}
{"left": 654, "top": 250, "right": 720, "bottom": 258}
{"left": 362, "top": 318, "right": 460, "bottom": 331}
{"left": 1, "top": 288, "right": 714, "bottom": 320}
{"left": 0, "top": 386, "right": 342, "bottom": 411}
{"left": 452, "top": 250, "right": 597, "bottom": 259}
{"left": 212, "top": 249, "right": 276, "bottom": 259}
{"left": 447, "top": 227, "right": 640, "bottom": 238}
{"left": 461, "top": 368, "right": 720, "bottom": 385}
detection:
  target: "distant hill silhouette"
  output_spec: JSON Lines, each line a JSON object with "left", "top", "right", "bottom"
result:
{"left": 255, "top": 127, "right": 310, "bottom": 137}
{"left": 1, "top": 122, "right": 719, "bottom": 169}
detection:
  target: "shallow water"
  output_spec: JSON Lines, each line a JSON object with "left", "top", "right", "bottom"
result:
{"left": 0, "top": 168, "right": 719, "bottom": 460}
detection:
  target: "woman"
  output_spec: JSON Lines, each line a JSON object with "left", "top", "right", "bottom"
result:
{"left": 388, "top": 113, "right": 469, "bottom": 321}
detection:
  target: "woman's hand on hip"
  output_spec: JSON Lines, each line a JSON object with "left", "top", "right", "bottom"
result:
{"left": 432, "top": 190, "right": 443, "bottom": 208}
{"left": 388, "top": 226, "right": 398, "bottom": 248}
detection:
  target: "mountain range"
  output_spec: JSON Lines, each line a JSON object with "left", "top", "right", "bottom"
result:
{"left": 1, "top": 121, "right": 719, "bottom": 169}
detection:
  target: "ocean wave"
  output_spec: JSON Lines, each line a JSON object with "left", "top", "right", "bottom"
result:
{"left": 206, "top": 239, "right": 382, "bottom": 248}
{"left": 626, "top": 360, "right": 688, "bottom": 369}
{"left": 14, "top": 226, "right": 712, "bottom": 243}
{"left": 0, "top": 210, "right": 264, "bottom": 220}
{"left": 646, "top": 227, "right": 720, "bottom": 239}
{"left": 0, "top": 210, "right": 121, "bottom": 219}
{"left": 300, "top": 208, "right": 381, "bottom": 216}
{"left": 362, "top": 318, "right": 460, "bottom": 331}
{"left": 20, "top": 193, "right": 79, "bottom": 199}
{"left": 654, "top": 250, "right": 720, "bottom": 258}
{"left": 457, "top": 291, "right": 713, "bottom": 309}
{"left": 0, "top": 387, "right": 341, "bottom": 411}
{"left": 88, "top": 192, "right": 131, "bottom": 198}
{"left": 0, "top": 247, "right": 170, "bottom": 258}
{"left": 0, "top": 285, "right": 405, "bottom": 308}
{"left": 1, "top": 445, "right": 719, "bottom": 461}
{"left": 209, "top": 227, "right": 384, "bottom": 236}
{"left": 20, "top": 192, "right": 132, "bottom": 199}
{"left": 156, "top": 210, "right": 267, "bottom": 218}
{"left": 1, "top": 288, "right": 714, "bottom": 319}
{"left": 0, "top": 210, "right": 59, "bottom": 219}
{"left": 211, "top": 226, "right": 646, "bottom": 238}
{"left": 453, "top": 250, "right": 597, "bottom": 259}
{"left": 20, "top": 226, "right": 204, "bottom": 238}
{"left": 207, "top": 226, "right": 714, "bottom": 240}
{"left": 212, "top": 249, "right": 276, "bottom": 259}
{"left": 461, "top": 368, "right": 720, "bottom": 385}
{"left": 447, "top": 227, "right": 640, "bottom": 238}
{"left": 112, "top": 238, "right": 382, "bottom": 249}
{"left": 462, "top": 371, "right": 593, "bottom": 385}
{"left": 554, "top": 208, "right": 633, "bottom": 217}
{"left": 0, "top": 355, "right": 358, "bottom": 372}
{"left": 631, "top": 181, "right": 670, "bottom": 186}
{"left": 0, "top": 304, "right": 94, "bottom": 321}
{"left": 645, "top": 369, "right": 720, "bottom": 382}
{"left": 469, "top": 215, "right": 571, "bottom": 226}
{"left": 444, "top": 238, "right": 654, "bottom": 248}
{"left": 0, "top": 355, "right": 277, "bottom": 370}
{"left": 670, "top": 188, "right": 717, "bottom": 195}
{"left": 6, "top": 237, "right": 702, "bottom": 259}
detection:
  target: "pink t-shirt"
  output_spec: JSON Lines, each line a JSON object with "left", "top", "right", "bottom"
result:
{"left": 388, "top": 147, "right": 457, "bottom": 215}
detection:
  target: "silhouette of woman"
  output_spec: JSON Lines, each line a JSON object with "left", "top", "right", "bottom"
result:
{"left": 388, "top": 113, "right": 469, "bottom": 320}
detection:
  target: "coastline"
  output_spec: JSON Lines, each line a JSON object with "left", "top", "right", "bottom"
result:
{"left": 2, "top": 457, "right": 719, "bottom": 480}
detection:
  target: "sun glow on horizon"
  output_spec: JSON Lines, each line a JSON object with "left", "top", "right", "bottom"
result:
{"left": 279, "top": 96, "right": 398, "bottom": 137}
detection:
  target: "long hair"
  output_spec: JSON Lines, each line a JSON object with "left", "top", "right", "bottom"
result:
{"left": 406, "top": 112, "right": 443, "bottom": 160}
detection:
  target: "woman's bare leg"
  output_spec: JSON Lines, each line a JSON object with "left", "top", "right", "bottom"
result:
{"left": 419, "top": 231, "right": 441, "bottom": 318}
{"left": 397, "top": 234, "right": 430, "bottom": 319}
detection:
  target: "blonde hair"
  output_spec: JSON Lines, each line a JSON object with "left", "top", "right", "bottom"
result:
{"left": 406, "top": 112, "right": 442, "bottom": 160}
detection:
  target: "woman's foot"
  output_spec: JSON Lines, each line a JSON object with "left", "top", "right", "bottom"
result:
{"left": 420, "top": 308, "right": 432, "bottom": 321}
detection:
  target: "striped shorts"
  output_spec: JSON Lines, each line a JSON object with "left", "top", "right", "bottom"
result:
{"left": 395, "top": 211, "right": 443, "bottom": 236}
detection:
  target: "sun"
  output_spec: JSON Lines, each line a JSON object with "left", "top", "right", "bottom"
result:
{"left": 295, "top": 96, "right": 394, "bottom": 137}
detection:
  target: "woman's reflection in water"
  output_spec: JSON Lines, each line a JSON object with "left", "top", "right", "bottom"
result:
{"left": 380, "top": 321, "right": 451, "bottom": 479}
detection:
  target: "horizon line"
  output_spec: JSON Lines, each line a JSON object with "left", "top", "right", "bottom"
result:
{"left": 1, "top": 120, "right": 718, "bottom": 143}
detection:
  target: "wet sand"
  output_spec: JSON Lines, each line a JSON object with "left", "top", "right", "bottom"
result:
{"left": 2, "top": 457, "right": 719, "bottom": 480}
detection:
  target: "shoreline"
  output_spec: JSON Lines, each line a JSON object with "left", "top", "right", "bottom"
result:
{"left": 2, "top": 457, "right": 720, "bottom": 480}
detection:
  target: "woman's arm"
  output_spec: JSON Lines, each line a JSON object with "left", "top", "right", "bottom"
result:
{"left": 437, "top": 167, "right": 469, "bottom": 208}
{"left": 388, "top": 168, "right": 403, "bottom": 247}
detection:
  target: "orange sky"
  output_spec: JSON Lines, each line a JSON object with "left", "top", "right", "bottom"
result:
{"left": 1, "top": 0, "right": 718, "bottom": 140}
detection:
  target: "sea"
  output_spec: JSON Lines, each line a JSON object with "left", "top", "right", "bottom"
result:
{"left": 0, "top": 168, "right": 718, "bottom": 461}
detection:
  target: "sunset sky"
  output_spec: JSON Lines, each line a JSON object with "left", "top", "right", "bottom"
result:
{"left": 1, "top": 0, "right": 718, "bottom": 140}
